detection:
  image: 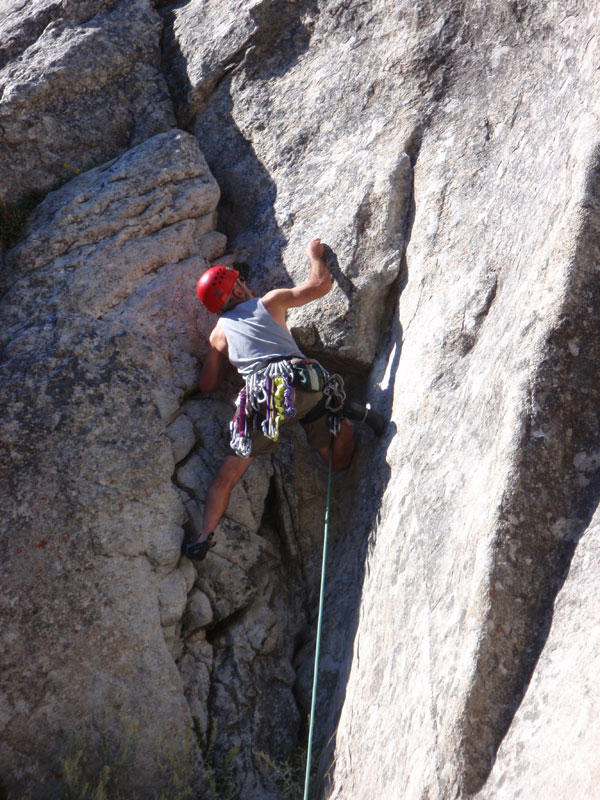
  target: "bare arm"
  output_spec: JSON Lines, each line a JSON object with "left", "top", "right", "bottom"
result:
{"left": 262, "top": 239, "right": 332, "bottom": 324}
{"left": 198, "top": 323, "right": 229, "bottom": 392}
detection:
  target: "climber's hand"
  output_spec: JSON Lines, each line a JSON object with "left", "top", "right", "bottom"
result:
{"left": 305, "top": 238, "right": 324, "bottom": 261}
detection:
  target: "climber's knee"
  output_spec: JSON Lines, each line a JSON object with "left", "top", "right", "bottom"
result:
{"left": 316, "top": 419, "right": 355, "bottom": 471}
{"left": 214, "top": 454, "right": 254, "bottom": 491}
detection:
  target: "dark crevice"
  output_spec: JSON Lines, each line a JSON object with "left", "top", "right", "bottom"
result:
{"left": 159, "top": 0, "right": 319, "bottom": 128}
{"left": 313, "top": 169, "right": 418, "bottom": 796}
{"left": 205, "top": 603, "right": 252, "bottom": 645}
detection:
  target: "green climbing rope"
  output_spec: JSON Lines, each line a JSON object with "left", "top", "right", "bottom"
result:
{"left": 303, "top": 445, "right": 333, "bottom": 800}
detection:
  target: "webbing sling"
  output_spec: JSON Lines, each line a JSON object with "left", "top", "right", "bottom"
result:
{"left": 303, "top": 444, "right": 333, "bottom": 800}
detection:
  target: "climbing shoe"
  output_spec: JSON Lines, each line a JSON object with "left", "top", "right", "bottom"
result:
{"left": 343, "top": 401, "right": 387, "bottom": 436}
{"left": 182, "top": 533, "right": 214, "bottom": 562}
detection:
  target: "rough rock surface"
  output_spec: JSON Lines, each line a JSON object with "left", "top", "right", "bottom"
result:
{"left": 475, "top": 506, "right": 600, "bottom": 800}
{"left": 163, "top": 0, "right": 415, "bottom": 371}
{"left": 162, "top": 0, "right": 600, "bottom": 796}
{"left": 0, "top": 0, "right": 175, "bottom": 205}
{"left": 322, "top": 3, "right": 600, "bottom": 799}
{"left": 0, "top": 128, "right": 225, "bottom": 789}
{"left": 2, "top": 0, "right": 600, "bottom": 798}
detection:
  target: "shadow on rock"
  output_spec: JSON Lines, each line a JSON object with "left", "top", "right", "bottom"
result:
{"left": 161, "top": 0, "right": 319, "bottom": 291}
{"left": 323, "top": 244, "right": 356, "bottom": 301}
{"left": 296, "top": 312, "right": 404, "bottom": 789}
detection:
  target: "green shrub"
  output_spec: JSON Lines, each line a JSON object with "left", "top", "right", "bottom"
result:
{"left": 193, "top": 719, "right": 239, "bottom": 800}
{"left": 0, "top": 190, "right": 48, "bottom": 250}
{"left": 9, "top": 714, "right": 199, "bottom": 800}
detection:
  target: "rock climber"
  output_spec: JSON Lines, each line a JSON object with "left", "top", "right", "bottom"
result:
{"left": 182, "top": 238, "right": 384, "bottom": 561}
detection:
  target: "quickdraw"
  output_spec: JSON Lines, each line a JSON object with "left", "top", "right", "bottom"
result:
{"left": 230, "top": 360, "right": 297, "bottom": 457}
{"left": 229, "top": 359, "right": 347, "bottom": 457}
{"left": 322, "top": 373, "right": 346, "bottom": 436}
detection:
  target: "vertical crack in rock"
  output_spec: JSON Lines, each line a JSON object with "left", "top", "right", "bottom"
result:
{"left": 197, "top": 463, "right": 313, "bottom": 796}
{"left": 321, "top": 6, "right": 600, "bottom": 797}
{"left": 312, "top": 199, "right": 414, "bottom": 797}
{"left": 159, "top": 0, "right": 319, "bottom": 127}
{"left": 459, "top": 147, "right": 600, "bottom": 794}
{"left": 7, "top": 0, "right": 596, "bottom": 796}
{"left": 159, "top": 4, "right": 423, "bottom": 789}
{"left": 174, "top": 392, "right": 326, "bottom": 795}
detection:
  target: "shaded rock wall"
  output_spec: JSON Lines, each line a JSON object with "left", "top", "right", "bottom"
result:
{"left": 2, "top": 0, "right": 599, "bottom": 798}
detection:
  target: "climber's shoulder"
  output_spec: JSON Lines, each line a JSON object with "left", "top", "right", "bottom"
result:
{"left": 209, "top": 321, "right": 228, "bottom": 354}
{"left": 199, "top": 327, "right": 228, "bottom": 393}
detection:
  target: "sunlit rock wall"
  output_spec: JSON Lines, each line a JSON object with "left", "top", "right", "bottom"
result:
{"left": 325, "top": 2, "right": 600, "bottom": 798}
{"left": 2, "top": 0, "right": 599, "bottom": 798}
{"left": 0, "top": 129, "right": 224, "bottom": 790}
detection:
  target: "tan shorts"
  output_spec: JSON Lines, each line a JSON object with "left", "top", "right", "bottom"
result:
{"left": 247, "top": 388, "right": 332, "bottom": 456}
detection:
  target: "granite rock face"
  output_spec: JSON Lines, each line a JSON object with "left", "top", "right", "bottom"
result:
{"left": 163, "top": 0, "right": 417, "bottom": 371}
{"left": 0, "top": 129, "right": 225, "bottom": 789}
{"left": 0, "top": 0, "right": 175, "bottom": 205}
{"left": 163, "top": 0, "right": 600, "bottom": 796}
{"left": 0, "top": 117, "right": 334, "bottom": 795}
{"left": 321, "top": 2, "right": 600, "bottom": 799}
{"left": 475, "top": 505, "right": 600, "bottom": 800}
{"left": 2, "top": 0, "right": 600, "bottom": 798}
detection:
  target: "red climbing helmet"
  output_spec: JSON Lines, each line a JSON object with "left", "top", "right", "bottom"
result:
{"left": 196, "top": 265, "right": 240, "bottom": 313}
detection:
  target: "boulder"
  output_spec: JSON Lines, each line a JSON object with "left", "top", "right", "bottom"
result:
{"left": 0, "top": 0, "right": 175, "bottom": 205}
{"left": 0, "top": 128, "right": 226, "bottom": 792}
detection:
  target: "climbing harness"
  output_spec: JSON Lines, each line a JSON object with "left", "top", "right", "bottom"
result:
{"left": 229, "top": 359, "right": 346, "bottom": 457}
{"left": 303, "top": 443, "right": 333, "bottom": 800}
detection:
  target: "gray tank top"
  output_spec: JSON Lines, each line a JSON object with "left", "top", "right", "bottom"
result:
{"left": 220, "top": 298, "right": 305, "bottom": 375}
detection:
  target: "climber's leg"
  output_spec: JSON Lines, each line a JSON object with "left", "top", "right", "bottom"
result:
{"left": 182, "top": 455, "right": 254, "bottom": 562}
{"left": 201, "top": 455, "right": 254, "bottom": 539}
{"left": 316, "top": 418, "right": 355, "bottom": 471}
